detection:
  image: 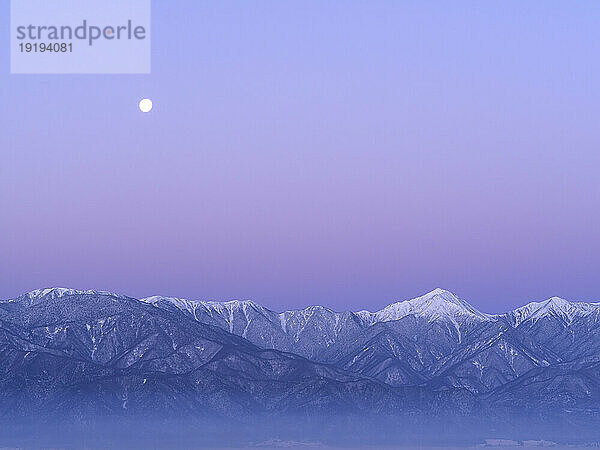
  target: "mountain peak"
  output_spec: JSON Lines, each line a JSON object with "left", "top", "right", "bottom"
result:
{"left": 373, "top": 288, "right": 490, "bottom": 323}
{"left": 429, "top": 287, "right": 454, "bottom": 296}
{"left": 507, "top": 296, "right": 600, "bottom": 326}
{"left": 415, "top": 288, "right": 467, "bottom": 306}
{"left": 546, "top": 296, "right": 569, "bottom": 305}
{"left": 4, "top": 288, "right": 131, "bottom": 308}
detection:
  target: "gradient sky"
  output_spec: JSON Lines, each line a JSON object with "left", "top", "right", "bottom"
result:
{"left": 1, "top": 1, "right": 600, "bottom": 313}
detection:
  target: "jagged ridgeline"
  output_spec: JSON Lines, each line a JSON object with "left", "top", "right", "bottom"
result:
{"left": 2, "top": 288, "right": 600, "bottom": 446}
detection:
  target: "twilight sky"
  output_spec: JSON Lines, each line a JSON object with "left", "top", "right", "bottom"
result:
{"left": 1, "top": 1, "right": 600, "bottom": 313}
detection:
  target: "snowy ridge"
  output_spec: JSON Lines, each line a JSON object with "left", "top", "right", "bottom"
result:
{"left": 142, "top": 295, "right": 205, "bottom": 320}
{"left": 11, "top": 288, "right": 600, "bottom": 327}
{"left": 506, "top": 296, "right": 600, "bottom": 326}
{"left": 7, "top": 287, "right": 131, "bottom": 305}
{"left": 140, "top": 289, "right": 494, "bottom": 352}
{"left": 143, "top": 288, "right": 491, "bottom": 327}
{"left": 143, "top": 288, "right": 600, "bottom": 328}
{"left": 142, "top": 296, "right": 274, "bottom": 335}
{"left": 143, "top": 296, "right": 265, "bottom": 315}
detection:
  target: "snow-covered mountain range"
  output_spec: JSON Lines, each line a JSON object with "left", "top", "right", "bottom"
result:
{"left": 142, "top": 287, "right": 600, "bottom": 334}
{"left": 2, "top": 286, "right": 600, "bottom": 443}
{"left": 140, "top": 288, "right": 600, "bottom": 390}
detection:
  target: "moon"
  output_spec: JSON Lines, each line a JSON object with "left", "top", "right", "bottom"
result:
{"left": 139, "top": 98, "right": 153, "bottom": 113}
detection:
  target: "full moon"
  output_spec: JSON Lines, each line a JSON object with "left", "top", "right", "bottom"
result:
{"left": 139, "top": 98, "right": 153, "bottom": 113}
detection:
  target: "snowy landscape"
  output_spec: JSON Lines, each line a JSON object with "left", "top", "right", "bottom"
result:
{"left": 1, "top": 287, "right": 600, "bottom": 447}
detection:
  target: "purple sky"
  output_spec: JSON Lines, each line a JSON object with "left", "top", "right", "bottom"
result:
{"left": 2, "top": 1, "right": 600, "bottom": 313}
